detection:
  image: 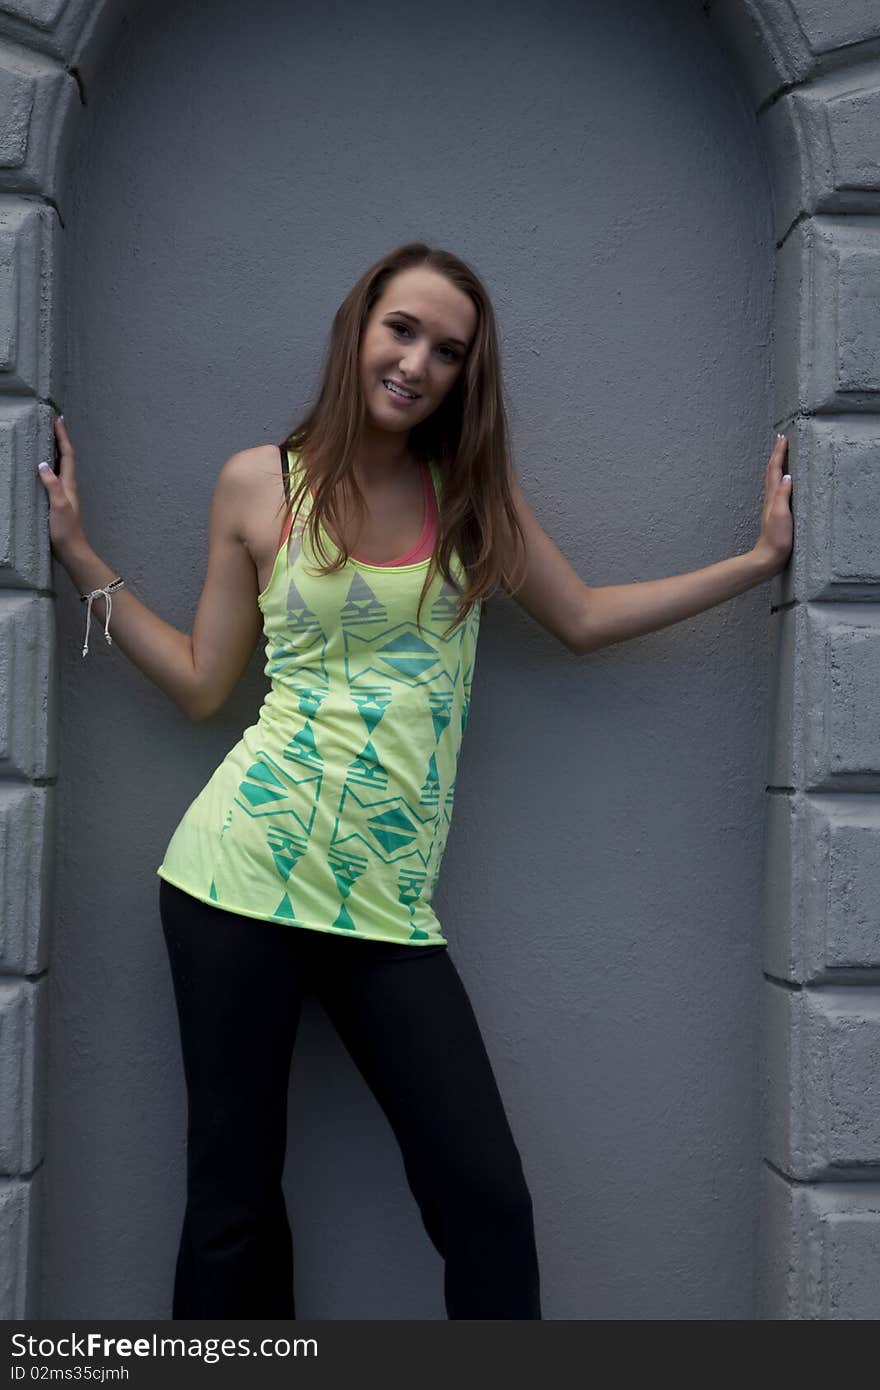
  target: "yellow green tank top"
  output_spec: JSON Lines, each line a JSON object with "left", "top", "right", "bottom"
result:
{"left": 156, "top": 447, "right": 482, "bottom": 945}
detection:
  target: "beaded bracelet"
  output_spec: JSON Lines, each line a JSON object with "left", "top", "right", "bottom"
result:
{"left": 79, "top": 577, "right": 125, "bottom": 658}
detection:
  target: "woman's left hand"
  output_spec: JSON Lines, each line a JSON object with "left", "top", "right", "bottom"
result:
{"left": 752, "top": 434, "right": 793, "bottom": 577}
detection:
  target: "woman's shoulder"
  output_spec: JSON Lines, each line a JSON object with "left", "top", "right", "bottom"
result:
{"left": 236, "top": 442, "right": 285, "bottom": 472}
{"left": 225, "top": 443, "right": 291, "bottom": 497}
{"left": 225, "top": 444, "right": 288, "bottom": 534}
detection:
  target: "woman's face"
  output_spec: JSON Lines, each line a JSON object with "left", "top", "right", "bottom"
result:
{"left": 359, "top": 267, "right": 477, "bottom": 435}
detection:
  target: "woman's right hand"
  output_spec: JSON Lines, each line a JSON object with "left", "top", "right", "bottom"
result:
{"left": 38, "top": 416, "right": 88, "bottom": 562}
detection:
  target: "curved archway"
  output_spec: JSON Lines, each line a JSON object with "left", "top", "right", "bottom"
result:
{"left": 0, "top": 0, "right": 877, "bottom": 1319}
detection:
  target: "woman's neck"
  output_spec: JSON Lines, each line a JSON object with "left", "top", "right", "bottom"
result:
{"left": 351, "top": 435, "right": 419, "bottom": 490}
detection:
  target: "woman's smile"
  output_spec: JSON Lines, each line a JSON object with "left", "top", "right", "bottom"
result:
{"left": 382, "top": 378, "right": 421, "bottom": 406}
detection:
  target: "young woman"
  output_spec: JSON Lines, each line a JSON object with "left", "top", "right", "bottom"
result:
{"left": 39, "top": 242, "right": 793, "bottom": 1320}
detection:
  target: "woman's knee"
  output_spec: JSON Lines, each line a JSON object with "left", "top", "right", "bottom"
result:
{"left": 185, "top": 1099, "right": 287, "bottom": 1199}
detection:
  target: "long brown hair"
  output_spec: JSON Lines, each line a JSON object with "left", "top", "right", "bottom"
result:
{"left": 277, "top": 241, "right": 527, "bottom": 638}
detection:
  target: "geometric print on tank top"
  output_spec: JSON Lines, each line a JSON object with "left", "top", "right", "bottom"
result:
{"left": 156, "top": 446, "right": 482, "bottom": 945}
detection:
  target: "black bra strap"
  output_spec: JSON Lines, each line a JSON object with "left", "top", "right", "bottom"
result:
{"left": 279, "top": 444, "right": 290, "bottom": 505}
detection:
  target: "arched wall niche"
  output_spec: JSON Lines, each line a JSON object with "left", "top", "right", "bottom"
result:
{"left": 0, "top": 0, "right": 877, "bottom": 1319}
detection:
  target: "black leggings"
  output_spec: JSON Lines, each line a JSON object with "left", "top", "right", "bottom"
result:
{"left": 159, "top": 879, "right": 541, "bottom": 1319}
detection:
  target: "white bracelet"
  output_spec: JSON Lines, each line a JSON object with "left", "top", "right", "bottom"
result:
{"left": 79, "top": 577, "right": 125, "bottom": 658}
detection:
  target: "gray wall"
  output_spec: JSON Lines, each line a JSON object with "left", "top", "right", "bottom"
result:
{"left": 43, "top": 0, "right": 775, "bottom": 1318}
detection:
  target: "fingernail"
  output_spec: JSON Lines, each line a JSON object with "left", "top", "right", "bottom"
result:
{"left": 783, "top": 474, "right": 791, "bottom": 483}
{"left": 38, "top": 462, "right": 51, "bottom": 472}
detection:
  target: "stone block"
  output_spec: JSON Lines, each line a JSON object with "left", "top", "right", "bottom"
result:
{"left": 0, "top": 400, "right": 57, "bottom": 593}
{"left": 0, "top": 592, "right": 58, "bottom": 781}
{"left": 0, "top": 0, "right": 151, "bottom": 94}
{"left": 765, "top": 981, "right": 880, "bottom": 1178}
{"left": 760, "top": 1165, "right": 880, "bottom": 1317}
{"left": 774, "top": 219, "right": 880, "bottom": 423}
{"left": 0, "top": 36, "right": 80, "bottom": 217}
{"left": 767, "top": 603, "right": 880, "bottom": 790}
{"left": 0, "top": 976, "right": 46, "bottom": 1174}
{"left": 0, "top": 783, "right": 55, "bottom": 974}
{"left": 0, "top": 199, "right": 60, "bottom": 402}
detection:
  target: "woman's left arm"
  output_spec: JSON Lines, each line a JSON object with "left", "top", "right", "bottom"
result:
{"left": 503, "top": 435, "right": 793, "bottom": 657}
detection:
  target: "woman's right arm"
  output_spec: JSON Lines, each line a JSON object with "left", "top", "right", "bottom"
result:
{"left": 41, "top": 419, "right": 263, "bottom": 722}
